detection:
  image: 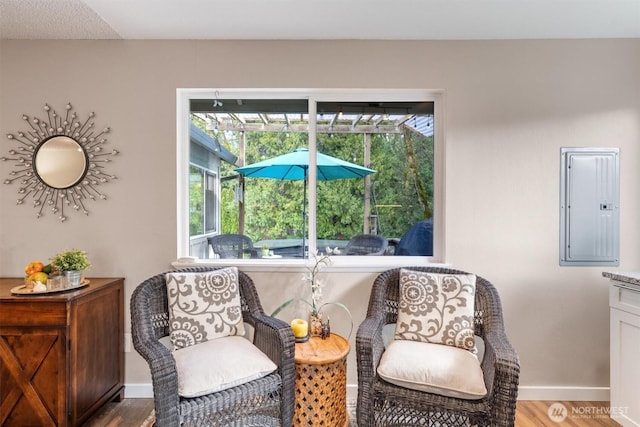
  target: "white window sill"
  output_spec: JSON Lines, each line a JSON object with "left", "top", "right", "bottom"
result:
{"left": 171, "top": 256, "right": 450, "bottom": 273}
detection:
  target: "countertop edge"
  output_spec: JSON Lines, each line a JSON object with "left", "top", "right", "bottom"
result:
{"left": 603, "top": 271, "right": 640, "bottom": 287}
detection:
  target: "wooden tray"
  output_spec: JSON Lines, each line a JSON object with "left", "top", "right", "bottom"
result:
{"left": 11, "top": 279, "right": 90, "bottom": 295}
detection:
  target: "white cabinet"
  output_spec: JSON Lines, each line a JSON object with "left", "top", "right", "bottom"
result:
{"left": 609, "top": 279, "right": 640, "bottom": 427}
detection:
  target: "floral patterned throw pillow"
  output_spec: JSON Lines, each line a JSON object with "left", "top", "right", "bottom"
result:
{"left": 394, "top": 269, "right": 476, "bottom": 351}
{"left": 166, "top": 267, "right": 245, "bottom": 351}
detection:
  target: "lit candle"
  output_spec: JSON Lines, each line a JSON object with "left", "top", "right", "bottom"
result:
{"left": 290, "top": 318, "right": 309, "bottom": 339}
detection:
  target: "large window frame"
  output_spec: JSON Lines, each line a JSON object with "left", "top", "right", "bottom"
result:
{"left": 176, "top": 88, "right": 445, "bottom": 267}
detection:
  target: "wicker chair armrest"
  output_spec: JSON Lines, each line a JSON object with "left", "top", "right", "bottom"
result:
{"left": 131, "top": 284, "right": 181, "bottom": 426}
{"left": 251, "top": 312, "right": 295, "bottom": 368}
{"left": 355, "top": 315, "right": 387, "bottom": 426}
{"left": 356, "top": 315, "right": 387, "bottom": 377}
{"left": 251, "top": 311, "right": 295, "bottom": 427}
{"left": 145, "top": 347, "right": 181, "bottom": 426}
{"left": 481, "top": 330, "right": 520, "bottom": 427}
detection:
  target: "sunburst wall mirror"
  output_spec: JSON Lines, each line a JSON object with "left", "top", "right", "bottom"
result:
{"left": 1, "top": 103, "right": 119, "bottom": 222}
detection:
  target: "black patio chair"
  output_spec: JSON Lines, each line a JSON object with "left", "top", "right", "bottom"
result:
{"left": 344, "top": 234, "right": 388, "bottom": 256}
{"left": 208, "top": 233, "right": 260, "bottom": 259}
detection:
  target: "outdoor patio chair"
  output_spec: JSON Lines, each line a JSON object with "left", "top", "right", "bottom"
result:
{"left": 131, "top": 266, "right": 295, "bottom": 427}
{"left": 344, "top": 234, "right": 388, "bottom": 255}
{"left": 208, "top": 233, "right": 260, "bottom": 259}
{"left": 356, "top": 266, "right": 520, "bottom": 427}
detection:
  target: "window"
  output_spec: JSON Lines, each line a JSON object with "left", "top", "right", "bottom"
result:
{"left": 189, "top": 165, "right": 217, "bottom": 236}
{"left": 177, "top": 89, "right": 443, "bottom": 262}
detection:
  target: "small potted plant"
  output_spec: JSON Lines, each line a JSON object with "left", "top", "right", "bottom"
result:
{"left": 50, "top": 249, "right": 91, "bottom": 287}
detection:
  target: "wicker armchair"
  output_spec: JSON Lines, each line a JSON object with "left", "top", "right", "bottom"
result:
{"left": 131, "top": 266, "right": 295, "bottom": 427}
{"left": 356, "top": 266, "right": 519, "bottom": 427}
{"left": 344, "top": 234, "right": 388, "bottom": 256}
{"left": 208, "top": 234, "right": 260, "bottom": 259}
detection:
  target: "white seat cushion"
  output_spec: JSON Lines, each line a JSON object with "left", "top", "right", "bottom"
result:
{"left": 173, "top": 335, "right": 277, "bottom": 398}
{"left": 377, "top": 340, "right": 488, "bottom": 400}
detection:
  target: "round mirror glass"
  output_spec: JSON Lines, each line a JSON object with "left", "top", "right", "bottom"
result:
{"left": 34, "top": 136, "right": 88, "bottom": 189}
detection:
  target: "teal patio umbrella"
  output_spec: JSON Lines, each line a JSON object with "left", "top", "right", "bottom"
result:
{"left": 235, "top": 148, "right": 375, "bottom": 256}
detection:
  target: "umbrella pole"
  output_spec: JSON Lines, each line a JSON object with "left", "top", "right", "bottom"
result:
{"left": 302, "top": 173, "right": 306, "bottom": 258}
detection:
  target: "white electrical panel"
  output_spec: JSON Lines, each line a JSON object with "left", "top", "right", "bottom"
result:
{"left": 560, "top": 147, "right": 619, "bottom": 266}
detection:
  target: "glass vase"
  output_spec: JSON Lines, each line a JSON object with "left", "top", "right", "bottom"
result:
{"left": 309, "top": 312, "right": 323, "bottom": 337}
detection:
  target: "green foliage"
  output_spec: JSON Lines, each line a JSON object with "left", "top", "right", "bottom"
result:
{"left": 220, "top": 182, "right": 238, "bottom": 234}
{"left": 189, "top": 166, "right": 204, "bottom": 236}
{"left": 50, "top": 249, "right": 91, "bottom": 272}
{"left": 190, "top": 115, "right": 434, "bottom": 243}
{"left": 369, "top": 131, "right": 434, "bottom": 237}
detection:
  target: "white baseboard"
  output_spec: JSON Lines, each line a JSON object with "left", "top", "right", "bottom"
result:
{"left": 124, "top": 383, "right": 154, "bottom": 398}
{"left": 347, "top": 384, "right": 358, "bottom": 404}
{"left": 124, "top": 383, "right": 610, "bottom": 402}
{"left": 517, "top": 386, "right": 609, "bottom": 401}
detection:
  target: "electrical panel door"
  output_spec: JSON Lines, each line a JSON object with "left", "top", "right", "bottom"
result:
{"left": 560, "top": 148, "right": 619, "bottom": 266}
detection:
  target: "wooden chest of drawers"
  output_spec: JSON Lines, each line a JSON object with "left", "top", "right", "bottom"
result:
{"left": 0, "top": 277, "right": 124, "bottom": 426}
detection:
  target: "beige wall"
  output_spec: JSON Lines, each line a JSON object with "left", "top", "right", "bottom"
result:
{"left": 1, "top": 39, "right": 639, "bottom": 398}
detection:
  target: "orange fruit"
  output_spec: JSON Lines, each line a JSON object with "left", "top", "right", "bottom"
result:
{"left": 28, "top": 272, "right": 48, "bottom": 284}
{"left": 25, "top": 261, "right": 44, "bottom": 275}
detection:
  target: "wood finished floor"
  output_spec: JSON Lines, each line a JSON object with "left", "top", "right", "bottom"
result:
{"left": 81, "top": 398, "right": 154, "bottom": 427}
{"left": 81, "top": 399, "right": 621, "bottom": 426}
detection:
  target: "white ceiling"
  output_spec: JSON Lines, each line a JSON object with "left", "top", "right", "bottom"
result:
{"left": 1, "top": 0, "right": 639, "bottom": 40}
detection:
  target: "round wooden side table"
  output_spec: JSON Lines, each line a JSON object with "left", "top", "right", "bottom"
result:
{"left": 293, "top": 333, "right": 350, "bottom": 427}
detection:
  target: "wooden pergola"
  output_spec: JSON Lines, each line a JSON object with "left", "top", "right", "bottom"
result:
{"left": 191, "top": 99, "right": 434, "bottom": 136}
